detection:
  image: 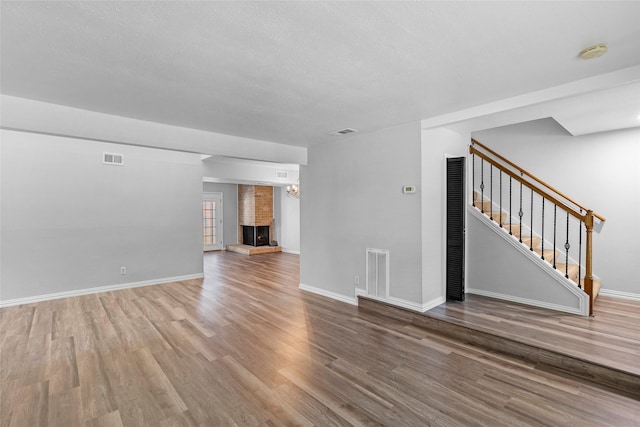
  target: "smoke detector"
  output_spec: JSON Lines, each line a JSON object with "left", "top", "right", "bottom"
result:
{"left": 329, "top": 128, "right": 358, "bottom": 136}
{"left": 579, "top": 43, "right": 608, "bottom": 60}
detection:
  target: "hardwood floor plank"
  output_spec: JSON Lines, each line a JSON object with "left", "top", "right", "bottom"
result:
{"left": 46, "top": 336, "right": 80, "bottom": 394}
{"left": 7, "top": 381, "right": 48, "bottom": 427}
{"left": 47, "top": 387, "right": 83, "bottom": 427}
{"left": 84, "top": 410, "right": 124, "bottom": 427}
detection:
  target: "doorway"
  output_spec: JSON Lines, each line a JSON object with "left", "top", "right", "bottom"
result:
{"left": 203, "top": 192, "right": 223, "bottom": 251}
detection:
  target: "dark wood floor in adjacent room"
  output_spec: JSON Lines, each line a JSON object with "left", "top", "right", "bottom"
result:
{"left": 1, "top": 251, "right": 638, "bottom": 426}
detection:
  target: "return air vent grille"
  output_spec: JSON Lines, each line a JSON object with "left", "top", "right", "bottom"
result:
{"left": 366, "top": 248, "right": 390, "bottom": 299}
{"left": 103, "top": 152, "right": 124, "bottom": 165}
{"left": 329, "top": 128, "right": 359, "bottom": 136}
{"left": 276, "top": 170, "right": 289, "bottom": 179}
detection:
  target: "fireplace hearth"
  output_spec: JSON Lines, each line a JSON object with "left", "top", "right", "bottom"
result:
{"left": 242, "top": 225, "right": 270, "bottom": 247}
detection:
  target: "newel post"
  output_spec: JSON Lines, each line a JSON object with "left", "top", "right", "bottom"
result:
{"left": 584, "top": 210, "right": 594, "bottom": 316}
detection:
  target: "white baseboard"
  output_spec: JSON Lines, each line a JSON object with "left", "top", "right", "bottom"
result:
{"left": 282, "top": 249, "right": 300, "bottom": 255}
{"left": 467, "top": 287, "right": 587, "bottom": 316}
{"left": 421, "top": 296, "right": 447, "bottom": 312}
{"left": 355, "top": 289, "right": 445, "bottom": 313}
{"left": 0, "top": 273, "right": 205, "bottom": 308}
{"left": 599, "top": 289, "right": 640, "bottom": 301}
{"left": 299, "top": 283, "right": 358, "bottom": 306}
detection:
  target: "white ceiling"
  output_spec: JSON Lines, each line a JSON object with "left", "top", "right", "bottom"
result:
{"left": 1, "top": 1, "right": 640, "bottom": 147}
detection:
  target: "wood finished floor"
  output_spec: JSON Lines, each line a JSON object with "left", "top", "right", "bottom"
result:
{"left": 1, "top": 252, "right": 638, "bottom": 426}
{"left": 427, "top": 293, "right": 640, "bottom": 377}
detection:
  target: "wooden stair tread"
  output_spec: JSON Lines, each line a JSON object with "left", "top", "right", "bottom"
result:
{"left": 473, "top": 199, "right": 492, "bottom": 212}
{"left": 503, "top": 224, "right": 521, "bottom": 236}
{"left": 485, "top": 211, "right": 507, "bottom": 223}
{"left": 554, "top": 263, "right": 579, "bottom": 280}
{"left": 521, "top": 235, "right": 541, "bottom": 249}
{"left": 533, "top": 248, "right": 560, "bottom": 261}
{"left": 593, "top": 279, "right": 602, "bottom": 298}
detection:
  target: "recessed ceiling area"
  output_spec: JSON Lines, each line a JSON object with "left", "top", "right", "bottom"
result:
{"left": 1, "top": 1, "right": 640, "bottom": 147}
{"left": 553, "top": 81, "right": 640, "bottom": 136}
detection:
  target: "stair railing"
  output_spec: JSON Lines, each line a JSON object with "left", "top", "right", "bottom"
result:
{"left": 470, "top": 138, "right": 605, "bottom": 315}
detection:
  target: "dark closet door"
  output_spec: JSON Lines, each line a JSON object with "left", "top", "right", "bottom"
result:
{"left": 446, "top": 157, "right": 465, "bottom": 301}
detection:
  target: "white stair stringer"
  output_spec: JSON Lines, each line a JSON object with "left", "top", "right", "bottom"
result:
{"left": 467, "top": 206, "right": 590, "bottom": 316}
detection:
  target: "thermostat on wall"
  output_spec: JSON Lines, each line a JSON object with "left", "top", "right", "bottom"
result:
{"left": 402, "top": 185, "right": 416, "bottom": 194}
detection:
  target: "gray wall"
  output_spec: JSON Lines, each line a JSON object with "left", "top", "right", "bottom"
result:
{"left": 1, "top": 129, "right": 203, "bottom": 302}
{"left": 203, "top": 182, "right": 239, "bottom": 246}
{"left": 300, "top": 122, "right": 422, "bottom": 303}
{"left": 473, "top": 119, "right": 640, "bottom": 296}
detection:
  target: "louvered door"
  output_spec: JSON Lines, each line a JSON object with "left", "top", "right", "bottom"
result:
{"left": 446, "top": 157, "right": 465, "bottom": 301}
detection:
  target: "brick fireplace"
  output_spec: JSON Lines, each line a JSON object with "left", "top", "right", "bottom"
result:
{"left": 238, "top": 185, "right": 273, "bottom": 246}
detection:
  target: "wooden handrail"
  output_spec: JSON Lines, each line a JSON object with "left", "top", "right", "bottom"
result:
{"left": 471, "top": 138, "right": 605, "bottom": 222}
{"left": 470, "top": 147, "right": 586, "bottom": 222}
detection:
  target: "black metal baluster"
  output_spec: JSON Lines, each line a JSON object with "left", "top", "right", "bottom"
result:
{"left": 518, "top": 174, "right": 523, "bottom": 243}
{"left": 499, "top": 171, "right": 503, "bottom": 228}
{"left": 553, "top": 205, "right": 557, "bottom": 269}
{"left": 541, "top": 198, "right": 545, "bottom": 260}
{"left": 471, "top": 153, "right": 476, "bottom": 206}
{"left": 578, "top": 210, "right": 583, "bottom": 289}
{"left": 509, "top": 177, "right": 512, "bottom": 235}
{"left": 490, "top": 165, "right": 493, "bottom": 221}
{"left": 530, "top": 189, "right": 534, "bottom": 251}
{"left": 472, "top": 152, "right": 475, "bottom": 206}
{"left": 565, "top": 212, "right": 570, "bottom": 279}
{"left": 480, "top": 159, "right": 485, "bottom": 213}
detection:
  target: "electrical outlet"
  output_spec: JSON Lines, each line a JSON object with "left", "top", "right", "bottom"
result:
{"left": 120, "top": 266, "right": 126, "bottom": 275}
{"left": 354, "top": 276, "right": 360, "bottom": 285}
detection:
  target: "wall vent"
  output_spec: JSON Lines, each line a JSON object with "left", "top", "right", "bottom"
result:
{"left": 329, "top": 128, "right": 359, "bottom": 136}
{"left": 103, "top": 152, "right": 124, "bottom": 165}
{"left": 276, "top": 170, "right": 288, "bottom": 179}
{"left": 366, "top": 248, "right": 390, "bottom": 299}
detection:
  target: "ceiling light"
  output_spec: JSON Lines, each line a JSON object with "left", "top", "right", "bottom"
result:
{"left": 329, "top": 128, "right": 358, "bottom": 136}
{"left": 579, "top": 43, "right": 608, "bottom": 60}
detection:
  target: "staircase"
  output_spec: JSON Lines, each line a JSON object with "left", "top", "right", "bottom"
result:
{"left": 469, "top": 138, "right": 605, "bottom": 315}
{"left": 472, "top": 190, "right": 602, "bottom": 301}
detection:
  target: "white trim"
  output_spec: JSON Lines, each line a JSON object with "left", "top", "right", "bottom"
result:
{"left": 467, "top": 287, "right": 585, "bottom": 316}
{"left": 299, "top": 283, "right": 358, "bottom": 306}
{"left": 282, "top": 249, "right": 300, "bottom": 255}
{"left": 599, "top": 289, "right": 640, "bottom": 301}
{"left": 421, "top": 295, "right": 447, "bottom": 312}
{"left": 468, "top": 206, "right": 589, "bottom": 316}
{"left": 0, "top": 273, "right": 205, "bottom": 308}
{"left": 356, "top": 289, "right": 446, "bottom": 313}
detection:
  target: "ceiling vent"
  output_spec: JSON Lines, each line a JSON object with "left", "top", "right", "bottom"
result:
{"left": 276, "top": 170, "right": 289, "bottom": 179}
{"left": 329, "top": 128, "right": 359, "bottom": 136}
{"left": 103, "top": 152, "right": 124, "bottom": 165}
